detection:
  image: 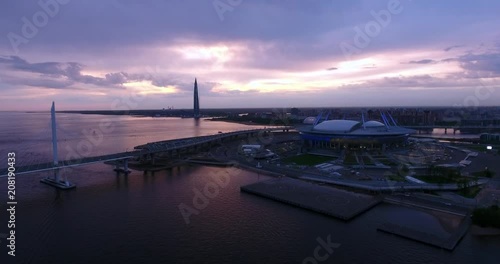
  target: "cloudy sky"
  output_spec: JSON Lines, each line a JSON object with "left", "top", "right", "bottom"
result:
{"left": 0, "top": 0, "right": 499, "bottom": 110}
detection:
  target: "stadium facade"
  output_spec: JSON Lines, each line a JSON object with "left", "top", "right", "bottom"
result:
{"left": 298, "top": 112, "right": 415, "bottom": 150}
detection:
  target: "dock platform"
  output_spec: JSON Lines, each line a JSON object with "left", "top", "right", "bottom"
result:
{"left": 377, "top": 217, "right": 471, "bottom": 251}
{"left": 241, "top": 178, "right": 382, "bottom": 221}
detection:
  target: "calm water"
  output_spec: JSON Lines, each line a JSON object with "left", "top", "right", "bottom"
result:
{"left": 419, "top": 128, "right": 480, "bottom": 139}
{"left": 0, "top": 112, "right": 499, "bottom": 264}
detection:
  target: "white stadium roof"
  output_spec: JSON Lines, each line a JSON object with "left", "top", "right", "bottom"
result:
{"left": 303, "top": 116, "right": 316, "bottom": 124}
{"left": 364, "top": 120, "right": 385, "bottom": 128}
{"left": 299, "top": 116, "right": 415, "bottom": 137}
{"left": 313, "top": 120, "right": 361, "bottom": 132}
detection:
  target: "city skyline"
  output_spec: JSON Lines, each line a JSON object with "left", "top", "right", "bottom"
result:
{"left": 0, "top": 0, "right": 499, "bottom": 111}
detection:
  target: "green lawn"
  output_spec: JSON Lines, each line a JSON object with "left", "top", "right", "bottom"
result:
{"left": 387, "top": 174, "right": 406, "bottom": 182}
{"left": 361, "top": 155, "right": 375, "bottom": 165}
{"left": 283, "top": 154, "right": 333, "bottom": 166}
{"left": 472, "top": 205, "right": 500, "bottom": 228}
{"left": 377, "top": 159, "right": 398, "bottom": 166}
{"left": 471, "top": 170, "right": 496, "bottom": 178}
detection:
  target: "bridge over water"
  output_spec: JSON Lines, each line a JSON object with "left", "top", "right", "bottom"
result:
{"left": 0, "top": 127, "right": 294, "bottom": 180}
{"left": 405, "top": 125, "right": 500, "bottom": 134}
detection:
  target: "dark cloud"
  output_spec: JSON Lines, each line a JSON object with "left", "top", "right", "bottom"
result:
{"left": 0, "top": 56, "right": 67, "bottom": 76}
{"left": 0, "top": 56, "right": 131, "bottom": 89}
{"left": 444, "top": 45, "right": 463, "bottom": 52}
{"left": 340, "top": 74, "right": 487, "bottom": 90}
{"left": 0, "top": 0, "right": 361, "bottom": 55}
{"left": 327, "top": 67, "right": 338, "bottom": 71}
{"left": 0, "top": 55, "right": 193, "bottom": 90}
{"left": 1, "top": 0, "right": 498, "bottom": 77}
{"left": 456, "top": 52, "right": 500, "bottom": 77}
{"left": 408, "top": 59, "right": 437, "bottom": 64}
{"left": 441, "top": 58, "right": 457, "bottom": 63}
{"left": 406, "top": 50, "right": 500, "bottom": 78}
{"left": 0, "top": 0, "right": 500, "bottom": 109}
{"left": 0, "top": 74, "right": 76, "bottom": 90}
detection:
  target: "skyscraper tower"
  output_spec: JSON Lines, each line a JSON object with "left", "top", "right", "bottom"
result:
{"left": 193, "top": 78, "right": 200, "bottom": 119}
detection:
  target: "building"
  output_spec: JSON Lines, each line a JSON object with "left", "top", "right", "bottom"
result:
{"left": 193, "top": 78, "right": 200, "bottom": 119}
{"left": 480, "top": 133, "right": 500, "bottom": 143}
{"left": 297, "top": 112, "right": 415, "bottom": 150}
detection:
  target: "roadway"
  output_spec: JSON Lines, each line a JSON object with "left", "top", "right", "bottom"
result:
{"left": 385, "top": 193, "right": 472, "bottom": 216}
{"left": 405, "top": 125, "right": 500, "bottom": 129}
{"left": 0, "top": 127, "right": 294, "bottom": 177}
{"left": 0, "top": 151, "right": 138, "bottom": 177}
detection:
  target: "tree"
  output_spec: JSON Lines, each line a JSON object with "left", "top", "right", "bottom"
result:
{"left": 473, "top": 174, "right": 479, "bottom": 186}
{"left": 485, "top": 168, "right": 493, "bottom": 178}
{"left": 472, "top": 205, "right": 500, "bottom": 228}
{"left": 428, "top": 164, "right": 437, "bottom": 176}
{"left": 401, "top": 164, "right": 410, "bottom": 173}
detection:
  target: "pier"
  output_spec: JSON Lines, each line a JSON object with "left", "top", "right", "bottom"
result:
{"left": 406, "top": 125, "right": 500, "bottom": 135}
{"left": 377, "top": 217, "right": 471, "bottom": 251}
{"left": 300, "top": 175, "right": 489, "bottom": 193}
{"left": 376, "top": 194, "right": 472, "bottom": 251}
{"left": 241, "top": 178, "right": 382, "bottom": 221}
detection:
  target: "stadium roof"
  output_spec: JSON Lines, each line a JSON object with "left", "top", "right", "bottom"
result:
{"left": 364, "top": 120, "right": 385, "bottom": 128}
{"left": 313, "top": 120, "right": 361, "bottom": 133}
{"left": 298, "top": 118, "right": 415, "bottom": 136}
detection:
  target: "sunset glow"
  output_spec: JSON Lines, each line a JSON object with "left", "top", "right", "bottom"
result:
{"left": 0, "top": 1, "right": 499, "bottom": 110}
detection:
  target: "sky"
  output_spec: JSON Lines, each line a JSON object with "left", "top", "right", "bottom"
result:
{"left": 0, "top": 0, "right": 499, "bottom": 111}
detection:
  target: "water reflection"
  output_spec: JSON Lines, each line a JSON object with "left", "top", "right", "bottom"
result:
{"left": 416, "top": 128, "right": 479, "bottom": 139}
{"left": 0, "top": 113, "right": 265, "bottom": 166}
{"left": 194, "top": 118, "right": 200, "bottom": 137}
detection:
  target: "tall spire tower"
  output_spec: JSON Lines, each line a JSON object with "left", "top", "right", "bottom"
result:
{"left": 193, "top": 78, "right": 200, "bottom": 119}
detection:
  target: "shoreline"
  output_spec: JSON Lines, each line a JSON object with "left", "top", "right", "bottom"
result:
{"left": 470, "top": 225, "right": 500, "bottom": 236}
{"left": 206, "top": 117, "right": 297, "bottom": 127}
{"left": 206, "top": 118, "right": 271, "bottom": 126}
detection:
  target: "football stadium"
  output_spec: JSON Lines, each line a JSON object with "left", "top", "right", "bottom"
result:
{"left": 298, "top": 112, "right": 416, "bottom": 150}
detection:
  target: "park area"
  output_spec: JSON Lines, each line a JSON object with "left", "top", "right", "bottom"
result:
{"left": 283, "top": 154, "right": 334, "bottom": 166}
